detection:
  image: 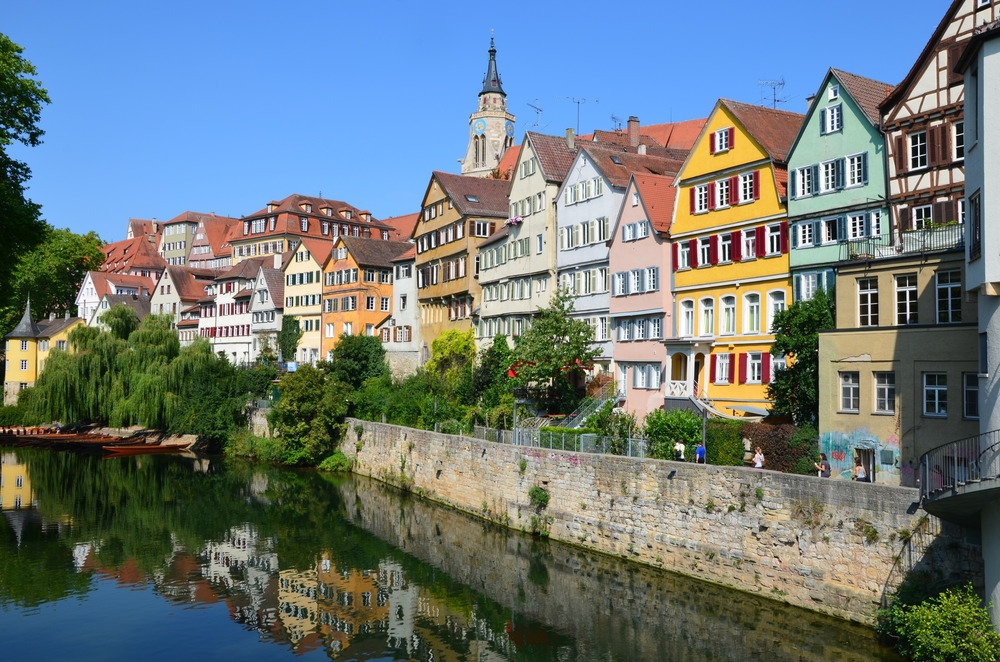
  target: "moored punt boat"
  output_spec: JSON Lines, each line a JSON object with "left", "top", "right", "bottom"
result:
{"left": 101, "top": 443, "right": 189, "bottom": 455}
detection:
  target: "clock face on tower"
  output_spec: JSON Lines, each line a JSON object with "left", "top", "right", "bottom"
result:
{"left": 473, "top": 119, "right": 486, "bottom": 135}
{"left": 505, "top": 121, "right": 515, "bottom": 137}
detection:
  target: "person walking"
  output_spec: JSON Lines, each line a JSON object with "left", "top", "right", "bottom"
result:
{"left": 814, "top": 453, "right": 831, "bottom": 478}
{"left": 853, "top": 457, "right": 869, "bottom": 482}
{"left": 753, "top": 447, "right": 765, "bottom": 469}
{"left": 695, "top": 441, "right": 706, "bottom": 464}
{"left": 674, "top": 440, "right": 686, "bottom": 461}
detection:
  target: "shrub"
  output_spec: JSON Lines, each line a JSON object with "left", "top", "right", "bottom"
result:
{"left": 528, "top": 485, "right": 550, "bottom": 510}
{"left": 644, "top": 409, "right": 701, "bottom": 460}
{"left": 788, "top": 424, "right": 820, "bottom": 475}
{"left": 318, "top": 451, "right": 353, "bottom": 473}
{"left": 743, "top": 422, "right": 796, "bottom": 472}
{"left": 705, "top": 419, "right": 745, "bottom": 466}
{"left": 880, "top": 584, "right": 1000, "bottom": 661}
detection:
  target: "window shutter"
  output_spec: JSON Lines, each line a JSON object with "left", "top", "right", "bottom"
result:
{"left": 899, "top": 207, "right": 911, "bottom": 231}
{"left": 672, "top": 242, "right": 680, "bottom": 271}
{"left": 726, "top": 353, "right": 734, "bottom": 383}
{"left": 752, "top": 170, "right": 761, "bottom": 200}
{"left": 710, "top": 354, "right": 717, "bottom": 383}
{"left": 894, "top": 136, "right": 907, "bottom": 174}
{"left": 861, "top": 153, "right": 869, "bottom": 183}
{"left": 709, "top": 134, "right": 716, "bottom": 155}
{"left": 791, "top": 224, "right": 799, "bottom": 249}
{"left": 755, "top": 226, "right": 766, "bottom": 257}
{"left": 708, "top": 182, "right": 716, "bottom": 210}
{"left": 762, "top": 353, "right": 771, "bottom": 384}
{"left": 732, "top": 231, "right": 742, "bottom": 261}
{"left": 689, "top": 239, "right": 699, "bottom": 268}
{"left": 934, "top": 200, "right": 953, "bottom": 224}
{"left": 792, "top": 275, "right": 800, "bottom": 301}
{"left": 811, "top": 164, "right": 820, "bottom": 187}
{"left": 780, "top": 221, "right": 789, "bottom": 254}
{"left": 728, "top": 127, "right": 735, "bottom": 148}
{"left": 837, "top": 216, "right": 847, "bottom": 242}
{"left": 729, "top": 176, "right": 739, "bottom": 205}
{"left": 489, "top": 222, "right": 496, "bottom": 235}
{"left": 790, "top": 169, "right": 797, "bottom": 199}
{"left": 835, "top": 158, "right": 845, "bottom": 189}
{"left": 738, "top": 353, "right": 747, "bottom": 384}
{"left": 709, "top": 234, "right": 719, "bottom": 265}
{"left": 819, "top": 109, "right": 827, "bottom": 135}
{"left": 689, "top": 187, "right": 696, "bottom": 213}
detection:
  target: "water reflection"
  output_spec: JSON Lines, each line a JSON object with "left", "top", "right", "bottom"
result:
{"left": 0, "top": 448, "right": 899, "bottom": 661}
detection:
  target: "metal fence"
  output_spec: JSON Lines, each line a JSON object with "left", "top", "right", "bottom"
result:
{"left": 470, "top": 425, "right": 650, "bottom": 458}
{"left": 920, "top": 428, "right": 1000, "bottom": 501}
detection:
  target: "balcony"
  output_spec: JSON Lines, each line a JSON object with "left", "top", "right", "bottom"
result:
{"left": 841, "top": 224, "right": 964, "bottom": 262}
{"left": 919, "top": 429, "right": 1000, "bottom": 526}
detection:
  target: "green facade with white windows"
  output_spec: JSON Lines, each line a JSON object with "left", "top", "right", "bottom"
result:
{"left": 786, "top": 69, "right": 891, "bottom": 302}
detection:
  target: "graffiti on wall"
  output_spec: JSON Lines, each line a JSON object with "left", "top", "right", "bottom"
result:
{"left": 819, "top": 428, "right": 901, "bottom": 484}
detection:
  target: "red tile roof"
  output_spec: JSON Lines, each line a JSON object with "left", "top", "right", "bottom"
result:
{"left": 298, "top": 236, "right": 334, "bottom": 265}
{"left": 338, "top": 236, "right": 413, "bottom": 268}
{"left": 495, "top": 143, "right": 520, "bottom": 179}
{"left": 583, "top": 147, "right": 685, "bottom": 189}
{"left": 431, "top": 171, "right": 509, "bottom": 217}
{"left": 722, "top": 100, "right": 804, "bottom": 163}
{"left": 524, "top": 132, "right": 580, "bottom": 183}
{"left": 87, "top": 271, "right": 157, "bottom": 298}
{"left": 632, "top": 173, "right": 678, "bottom": 235}
{"left": 830, "top": 69, "right": 893, "bottom": 126}
{"left": 100, "top": 235, "right": 168, "bottom": 273}
{"left": 381, "top": 212, "right": 420, "bottom": 241}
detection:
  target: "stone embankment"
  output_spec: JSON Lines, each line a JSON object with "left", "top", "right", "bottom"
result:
{"left": 344, "top": 418, "right": 983, "bottom": 625}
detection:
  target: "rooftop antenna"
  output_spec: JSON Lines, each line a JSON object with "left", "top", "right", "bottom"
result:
{"left": 610, "top": 114, "right": 623, "bottom": 133}
{"left": 758, "top": 77, "right": 788, "bottom": 109}
{"left": 527, "top": 99, "right": 544, "bottom": 127}
{"left": 566, "top": 97, "right": 598, "bottom": 134}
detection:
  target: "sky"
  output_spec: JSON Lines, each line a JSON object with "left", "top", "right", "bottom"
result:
{"left": 2, "top": 0, "right": 953, "bottom": 244}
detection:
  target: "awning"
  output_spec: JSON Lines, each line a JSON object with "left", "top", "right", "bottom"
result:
{"left": 730, "top": 405, "right": 770, "bottom": 416}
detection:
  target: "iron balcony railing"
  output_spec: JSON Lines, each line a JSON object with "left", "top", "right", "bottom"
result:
{"left": 842, "top": 224, "right": 964, "bottom": 262}
{"left": 919, "top": 428, "right": 1000, "bottom": 503}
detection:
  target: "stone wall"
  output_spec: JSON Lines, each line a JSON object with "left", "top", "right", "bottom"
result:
{"left": 344, "top": 419, "right": 984, "bottom": 625}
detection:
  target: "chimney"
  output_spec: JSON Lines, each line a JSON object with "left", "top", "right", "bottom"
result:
{"left": 565, "top": 128, "right": 575, "bottom": 151}
{"left": 49, "top": 312, "right": 56, "bottom": 321}
{"left": 273, "top": 253, "right": 282, "bottom": 269}
{"left": 628, "top": 116, "right": 639, "bottom": 148}
{"left": 638, "top": 144, "right": 647, "bottom": 155}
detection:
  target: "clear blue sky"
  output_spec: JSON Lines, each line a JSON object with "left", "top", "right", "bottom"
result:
{"left": 3, "top": 1, "right": 949, "bottom": 243}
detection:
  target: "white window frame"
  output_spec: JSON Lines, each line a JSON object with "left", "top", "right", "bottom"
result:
{"left": 721, "top": 296, "right": 736, "bottom": 335}
{"left": 825, "top": 104, "right": 843, "bottom": 133}
{"left": 840, "top": 371, "right": 860, "bottom": 412}
{"left": 744, "top": 293, "right": 761, "bottom": 334}
{"left": 679, "top": 300, "right": 694, "bottom": 337}
{"left": 716, "top": 353, "right": 731, "bottom": 384}
{"left": 923, "top": 373, "right": 947, "bottom": 417}
{"left": 699, "top": 298, "right": 715, "bottom": 337}
{"left": 909, "top": 131, "right": 928, "bottom": 170}
{"left": 874, "top": 372, "right": 896, "bottom": 414}
{"left": 694, "top": 185, "right": 709, "bottom": 213}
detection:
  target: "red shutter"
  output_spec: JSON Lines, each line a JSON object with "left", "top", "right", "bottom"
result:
{"left": 726, "top": 353, "right": 734, "bottom": 384}
{"left": 729, "top": 176, "right": 739, "bottom": 206}
{"left": 672, "top": 242, "right": 680, "bottom": 271}
{"left": 710, "top": 133, "right": 716, "bottom": 154}
{"left": 728, "top": 127, "right": 735, "bottom": 149}
{"left": 752, "top": 170, "right": 761, "bottom": 200}
{"left": 689, "top": 239, "right": 699, "bottom": 268}
{"left": 762, "top": 353, "right": 771, "bottom": 384}
{"left": 738, "top": 353, "right": 747, "bottom": 384}
{"left": 755, "top": 226, "right": 766, "bottom": 258}
{"left": 894, "top": 135, "right": 907, "bottom": 174}
{"left": 732, "top": 231, "right": 742, "bottom": 261}
{"left": 709, "top": 234, "right": 719, "bottom": 265}
{"left": 780, "top": 221, "right": 789, "bottom": 254}
{"left": 689, "top": 187, "right": 696, "bottom": 213}
{"left": 708, "top": 182, "right": 716, "bottom": 210}
{"left": 710, "top": 354, "right": 717, "bottom": 383}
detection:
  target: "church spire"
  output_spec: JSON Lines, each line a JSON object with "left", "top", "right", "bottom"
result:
{"left": 480, "top": 36, "right": 505, "bottom": 97}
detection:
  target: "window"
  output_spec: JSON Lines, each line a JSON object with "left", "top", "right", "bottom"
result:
{"left": 840, "top": 372, "right": 860, "bottom": 412}
{"left": 721, "top": 296, "right": 736, "bottom": 335}
{"left": 716, "top": 178, "right": 730, "bottom": 208}
{"left": 744, "top": 293, "right": 760, "bottom": 334}
{"left": 677, "top": 241, "right": 690, "bottom": 269}
{"left": 923, "top": 373, "right": 947, "bottom": 417}
{"left": 797, "top": 222, "right": 814, "bottom": 247}
{"left": 473, "top": 221, "right": 491, "bottom": 237}
{"left": 698, "top": 237, "right": 711, "bottom": 265}
{"left": 632, "top": 191, "right": 639, "bottom": 206}
{"left": 700, "top": 298, "right": 715, "bottom": 337}
{"left": 896, "top": 274, "right": 918, "bottom": 325}
{"left": 767, "top": 291, "right": 785, "bottom": 332}
{"left": 649, "top": 317, "right": 662, "bottom": 338}
{"left": 797, "top": 273, "right": 819, "bottom": 302}
{"left": 874, "top": 372, "right": 895, "bottom": 414}
{"left": 694, "top": 185, "right": 709, "bottom": 213}
{"left": 20, "top": 340, "right": 28, "bottom": 351}
{"left": 970, "top": 191, "right": 982, "bottom": 260}
{"left": 796, "top": 166, "right": 814, "bottom": 197}
{"left": 713, "top": 127, "right": 731, "bottom": 152}
{"left": 325, "top": 323, "right": 335, "bottom": 338}
{"left": 719, "top": 233, "right": 732, "bottom": 262}
{"left": 909, "top": 131, "right": 928, "bottom": 170}
{"left": 747, "top": 352, "right": 763, "bottom": 383}
{"left": 365, "top": 296, "right": 376, "bottom": 311}
{"left": 954, "top": 121, "right": 965, "bottom": 161}
{"left": 766, "top": 224, "right": 782, "bottom": 255}
{"left": 848, "top": 213, "right": 866, "bottom": 240}
{"left": 936, "top": 270, "right": 962, "bottom": 323}
{"left": 20, "top": 359, "right": 28, "bottom": 371}
{"left": 828, "top": 84, "right": 840, "bottom": 100}
{"left": 819, "top": 160, "right": 837, "bottom": 192}
{"left": 536, "top": 234, "right": 543, "bottom": 254}
{"left": 824, "top": 104, "right": 843, "bottom": 133}
{"left": 846, "top": 153, "right": 867, "bottom": 187}
{"left": 740, "top": 172, "right": 756, "bottom": 203}
{"left": 912, "top": 205, "right": 933, "bottom": 229}
{"left": 858, "top": 277, "right": 879, "bottom": 327}
{"left": 680, "top": 300, "right": 694, "bottom": 336}
{"left": 964, "top": 373, "right": 979, "bottom": 419}
{"left": 644, "top": 267, "right": 658, "bottom": 292}
{"left": 742, "top": 229, "right": 756, "bottom": 259}
{"left": 380, "top": 297, "right": 390, "bottom": 312}
{"left": 823, "top": 217, "right": 840, "bottom": 243}
{"left": 716, "top": 353, "right": 731, "bottom": 384}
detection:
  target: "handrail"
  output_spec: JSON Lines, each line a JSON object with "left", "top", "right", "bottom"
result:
{"left": 561, "top": 381, "right": 618, "bottom": 428}
{"left": 919, "top": 428, "right": 1000, "bottom": 503}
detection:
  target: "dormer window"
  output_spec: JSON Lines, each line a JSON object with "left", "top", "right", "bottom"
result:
{"left": 362, "top": 212, "right": 371, "bottom": 222}
{"left": 342, "top": 209, "right": 352, "bottom": 220}
{"left": 300, "top": 217, "right": 308, "bottom": 232}
{"left": 322, "top": 207, "right": 332, "bottom": 216}
{"left": 267, "top": 204, "right": 275, "bottom": 213}
{"left": 269, "top": 216, "right": 276, "bottom": 231}
{"left": 303, "top": 203, "right": 312, "bottom": 213}
{"left": 828, "top": 85, "right": 839, "bottom": 101}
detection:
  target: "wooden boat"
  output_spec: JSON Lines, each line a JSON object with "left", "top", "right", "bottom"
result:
{"left": 102, "top": 443, "right": 189, "bottom": 455}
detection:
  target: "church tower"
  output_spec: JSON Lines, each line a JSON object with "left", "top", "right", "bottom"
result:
{"left": 461, "top": 37, "right": 515, "bottom": 177}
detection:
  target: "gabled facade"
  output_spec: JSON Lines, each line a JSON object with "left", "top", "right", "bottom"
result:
{"left": 787, "top": 69, "right": 892, "bottom": 300}
{"left": 880, "top": 0, "right": 999, "bottom": 240}
{"left": 98, "top": 234, "right": 167, "bottom": 279}
{"left": 383, "top": 248, "right": 421, "bottom": 377}
{"left": 198, "top": 257, "right": 264, "bottom": 365}
{"left": 609, "top": 173, "right": 677, "bottom": 418}
{"left": 666, "top": 99, "right": 803, "bottom": 417}
{"left": 87, "top": 294, "right": 151, "bottom": 330}
{"left": 149, "top": 266, "right": 218, "bottom": 327}
{"left": 818, "top": 249, "right": 977, "bottom": 486}
{"left": 75, "top": 271, "right": 155, "bottom": 323}
{"left": 320, "top": 236, "right": 411, "bottom": 360}
{"left": 230, "top": 194, "right": 387, "bottom": 265}
{"left": 283, "top": 239, "right": 330, "bottom": 367}
{"left": 461, "top": 37, "right": 515, "bottom": 177}
{"left": 413, "top": 172, "right": 508, "bottom": 351}
{"left": 189, "top": 214, "right": 237, "bottom": 270}
{"left": 3, "top": 300, "right": 83, "bottom": 405}
{"left": 249, "top": 255, "right": 285, "bottom": 361}
{"left": 477, "top": 131, "right": 577, "bottom": 346}
{"left": 556, "top": 147, "right": 685, "bottom": 374}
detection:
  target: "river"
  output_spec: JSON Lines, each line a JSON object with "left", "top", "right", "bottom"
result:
{"left": 0, "top": 448, "right": 900, "bottom": 660}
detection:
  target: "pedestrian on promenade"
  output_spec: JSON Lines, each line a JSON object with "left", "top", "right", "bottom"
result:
{"left": 753, "top": 447, "right": 765, "bottom": 469}
{"left": 674, "top": 440, "right": 686, "bottom": 461}
{"left": 853, "top": 457, "right": 869, "bottom": 482}
{"left": 814, "top": 453, "right": 831, "bottom": 478}
{"left": 695, "top": 441, "right": 706, "bottom": 464}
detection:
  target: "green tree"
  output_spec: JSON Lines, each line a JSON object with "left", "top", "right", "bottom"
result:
{"left": 882, "top": 584, "right": 1000, "bottom": 662}
{"left": 767, "top": 289, "right": 835, "bottom": 425}
{"left": 425, "top": 329, "right": 476, "bottom": 403}
{"left": 277, "top": 316, "right": 302, "bottom": 364}
{"left": 472, "top": 334, "right": 514, "bottom": 409}
{"left": 323, "top": 333, "right": 389, "bottom": 390}
{"left": 98, "top": 303, "right": 140, "bottom": 341}
{"left": 268, "top": 365, "right": 349, "bottom": 465}
{"left": 0, "top": 34, "right": 50, "bottom": 331}
{"left": 644, "top": 409, "right": 702, "bottom": 460}
{"left": 511, "top": 288, "right": 599, "bottom": 413}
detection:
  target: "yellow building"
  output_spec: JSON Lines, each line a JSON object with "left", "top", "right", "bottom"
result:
{"left": 3, "top": 299, "right": 84, "bottom": 405}
{"left": 0, "top": 452, "right": 32, "bottom": 511}
{"left": 665, "top": 100, "right": 803, "bottom": 417}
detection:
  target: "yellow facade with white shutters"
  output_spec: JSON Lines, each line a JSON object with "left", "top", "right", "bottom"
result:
{"left": 667, "top": 100, "right": 798, "bottom": 416}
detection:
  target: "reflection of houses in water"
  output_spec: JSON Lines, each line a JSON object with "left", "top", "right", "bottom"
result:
{"left": 0, "top": 451, "right": 33, "bottom": 511}
{"left": 202, "top": 524, "right": 279, "bottom": 630}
